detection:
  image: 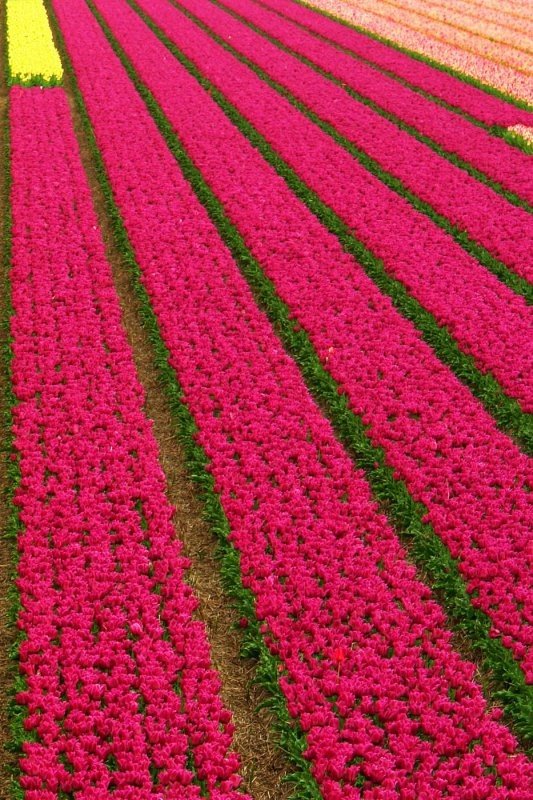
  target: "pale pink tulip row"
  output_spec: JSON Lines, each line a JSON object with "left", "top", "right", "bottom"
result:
{"left": 171, "top": 0, "right": 533, "bottom": 283}
{"left": 302, "top": 0, "right": 533, "bottom": 103}
{"left": 47, "top": 2, "right": 533, "bottom": 796}
{"left": 415, "top": 0, "right": 533, "bottom": 39}
{"left": 451, "top": 0, "right": 533, "bottom": 24}
{"left": 380, "top": 0, "right": 533, "bottom": 45}
{"left": 10, "top": 84, "right": 247, "bottom": 800}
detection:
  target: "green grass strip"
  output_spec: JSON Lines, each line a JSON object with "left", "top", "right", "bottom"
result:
{"left": 6, "top": 73, "right": 62, "bottom": 88}
{"left": 120, "top": 0, "right": 531, "bottom": 455}
{"left": 187, "top": 0, "right": 533, "bottom": 304}
{"left": 251, "top": 0, "right": 533, "bottom": 154}
{"left": 293, "top": 0, "right": 533, "bottom": 115}
{"left": 43, "top": 2, "right": 323, "bottom": 797}
{"left": 196, "top": 0, "right": 533, "bottom": 218}
{"left": 93, "top": 0, "right": 532, "bottom": 749}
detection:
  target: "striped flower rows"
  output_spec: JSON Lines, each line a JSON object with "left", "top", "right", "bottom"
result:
{"left": 196, "top": 0, "right": 533, "bottom": 208}
{"left": 372, "top": 0, "right": 533, "bottom": 54}
{"left": 43, "top": 0, "right": 533, "bottom": 794}
{"left": 6, "top": 0, "right": 533, "bottom": 796}
{"left": 303, "top": 0, "right": 533, "bottom": 104}
{"left": 6, "top": 0, "right": 62, "bottom": 84}
{"left": 89, "top": 0, "right": 533, "bottom": 682}
{"left": 170, "top": 0, "right": 533, "bottom": 283}
{"left": 132, "top": 0, "right": 533, "bottom": 415}
{"left": 331, "top": 0, "right": 533, "bottom": 74}
{"left": 243, "top": 0, "right": 533, "bottom": 128}
{"left": 10, "top": 84, "right": 246, "bottom": 799}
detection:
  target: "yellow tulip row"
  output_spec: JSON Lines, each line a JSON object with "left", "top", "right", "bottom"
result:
{"left": 7, "top": 0, "right": 63, "bottom": 85}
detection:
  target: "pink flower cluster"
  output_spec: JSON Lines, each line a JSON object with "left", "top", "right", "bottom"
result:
{"left": 261, "top": 0, "right": 533, "bottom": 127}
{"left": 134, "top": 0, "right": 533, "bottom": 412}
{"left": 52, "top": 1, "right": 533, "bottom": 796}
{"left": 208, "top": 0, "right": 533, "bottom": 205}
{"left": 10, "top": 85, "right": 246, "bottom": 800}
{"left": 92, "top": 0, "right": 533, "bottom": 677}
{"left": 172, "top": 0, "right": 533, "bottom": 282}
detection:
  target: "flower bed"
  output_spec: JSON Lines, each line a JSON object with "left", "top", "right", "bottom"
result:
{"left": 365, "top": 0, "right": 533, "bottom": 54}
{"left": 329, "top": 0, "right": 533, "bottom": 75}
{"left": 301, "top": 0, "right": 533, "bottom": 103}
{"left": 82, "top": 0, "right": 533, "bottom": 681}
{"left": 47, "top": 0, "right": 533, "bottom": 794}
{"left": 194, "top": 0, "right": 533, "bottom": 204}
{"left": 258, "top": 0, "right": 533, "bottom": 125}
{"left": 10, "top": 84, "right": 246, "bottom": 799}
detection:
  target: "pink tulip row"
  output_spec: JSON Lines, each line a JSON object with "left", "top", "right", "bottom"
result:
{"left": 10, "top": 84, "right": 246, "bottom": 800}
{"left": 49, "top": 1, "right": 533, "bottom": 796}
{"left": 91, "top": 0, "right": 533, "bottom": 679}
{"left": 257, "top": 0, "right": 533, "bottom": 126}
{"left": 133, "top": 0, "right": 533, "bottom": 415}
{"left": 170, "top": 0, "right": 533, "bottom": 282}
{"left": 301, "top": 0, "right": 533, "bottom": 104}
{"left": 201, "top": 0, "right": 533, "bottom": 205}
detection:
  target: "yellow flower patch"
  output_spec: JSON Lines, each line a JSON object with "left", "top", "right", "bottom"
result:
{"left": 7, "top": 0, "right": 63, "bottom": 85}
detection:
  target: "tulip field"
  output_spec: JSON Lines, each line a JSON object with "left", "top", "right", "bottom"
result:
{"left": 1, "top": 0, "right": 532, "bottom": 798}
